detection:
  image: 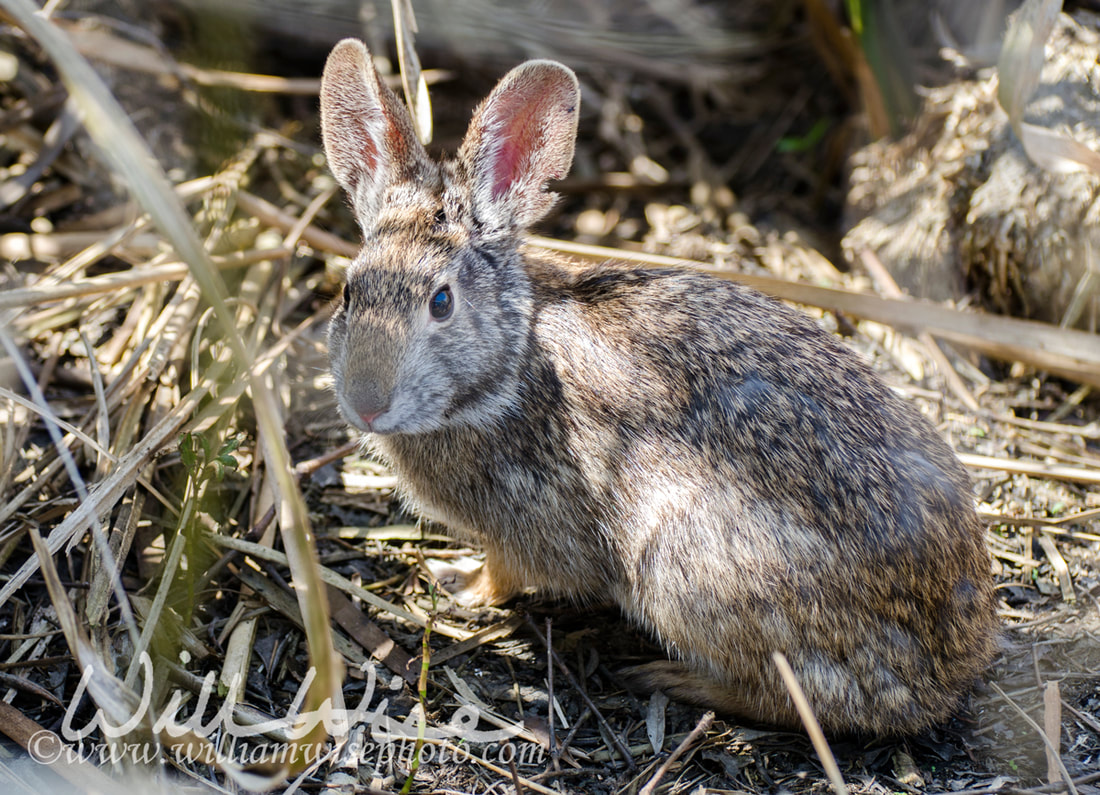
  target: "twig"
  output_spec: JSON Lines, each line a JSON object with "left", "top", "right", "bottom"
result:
{"left": 505, "top": 740, "right": 526, "bottom": 795}
{"left": 0, "top": 702, "right": 120, "bottom": 791}
{"left": 974, "top": 408, "right": 1100, "bottom": 440}
{"left": 772, "top": 651, "right": 848, "bottom": 795}
{"left": 426, "top": 617, "right": 523, "bottom": 667}
{"left": 207, "top": 533, "right": 432, "bottom": 632}
{"left": 556, "top": 706, "right": 591, "bottom": 762}
{"left": 945, "top": 769, "right": 1100, "bottom": 795}
{"left": 979, "top": 511, "right": 1100, "bottom": 543}
{"left": 525, "top": 617, "right": 636, "bottom": 769}
{"left": 327, "top": 585, "right": 418, "bottom": 685}
{"left": 546, "top": 617, "right": 559, "bottom": 770}
{"left": 638, "top": 710, "right": 714, "bottom": 795}
{"left": 59, "top": 19, "right": 450, "bottom": 95}
{"left": 1061, "top": 698, "right": 1100, "bottom": 736}
{"left": 399, "top": 586, "right": 434, "bottom": 795}
{"left": 293, "top": 440, "right": 360, "bottom": 478}
{"left": 419, "top": 738, "right": 559, "bottom": 795}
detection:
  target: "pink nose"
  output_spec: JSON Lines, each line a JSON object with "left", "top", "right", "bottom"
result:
{"left": 361, "top": 409, "right": 384, "bottom": 427}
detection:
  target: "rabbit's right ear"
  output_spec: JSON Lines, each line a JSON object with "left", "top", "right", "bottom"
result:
{"left": 459, "top": 60, "right": 579, "bottom": 233}
{"left": 320, "top": 39, "right": 429, "bottom": 231}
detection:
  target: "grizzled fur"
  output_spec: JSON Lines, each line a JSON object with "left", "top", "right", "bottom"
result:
{"left": 320, "top": 39, "right": 998, "bottom": 736}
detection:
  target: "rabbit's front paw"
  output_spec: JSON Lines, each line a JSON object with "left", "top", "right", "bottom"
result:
{"left": 424, "top": 555, "right": 521, "bottom": 607}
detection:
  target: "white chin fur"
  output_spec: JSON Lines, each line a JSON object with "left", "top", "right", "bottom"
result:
{"left": 370, "top": 412, "right": 435, "bottom": 435}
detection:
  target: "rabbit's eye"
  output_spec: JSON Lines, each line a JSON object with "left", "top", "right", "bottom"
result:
{"left": 429, "top": 286, "right": 454, "bottom": 321}
{"left": 342, "top": 283, "right": 350, "bottom": 306}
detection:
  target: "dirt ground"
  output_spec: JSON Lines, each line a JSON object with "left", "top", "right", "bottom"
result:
{"left": 0, "top": 2, "right": 1098, "bottom": 794}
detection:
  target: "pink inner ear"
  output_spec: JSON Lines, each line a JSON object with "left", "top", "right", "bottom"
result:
{"left": 342, "top": 125, "right": 378, "bottom": 191}
{"left": 490, "top": 139, "right": 524, "bottom": 200}
{"left": 488, "top": 98, "right": 544, "bottom": 200}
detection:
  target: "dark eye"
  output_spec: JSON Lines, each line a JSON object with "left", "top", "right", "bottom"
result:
{"left": 342, "top": 283, "right": 350, "bottom": 306}
{"left": 429, "top": 286, "right": 453, "bottom": 321}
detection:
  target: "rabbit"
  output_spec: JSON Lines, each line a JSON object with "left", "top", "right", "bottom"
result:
{"left": 319, "top": 38, "right": 999, "bottom": 736}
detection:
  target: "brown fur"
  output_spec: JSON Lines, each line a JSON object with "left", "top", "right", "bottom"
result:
{"left": 320, "top": 39, "right": 999, "bottom": 736}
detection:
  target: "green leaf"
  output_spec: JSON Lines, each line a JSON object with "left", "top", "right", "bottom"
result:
{"left": 179, "top": 433, "right": 197, "bottom": 472}
{"left": 777, "top": 118, "right": 830, "bottom": 154}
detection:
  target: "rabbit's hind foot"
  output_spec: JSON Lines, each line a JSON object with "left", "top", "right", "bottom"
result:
{"left": 621, "top": 660, "right": 801, "bottom": 731}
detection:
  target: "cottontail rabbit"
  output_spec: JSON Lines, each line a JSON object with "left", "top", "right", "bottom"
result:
{"left": 320, "top": 39, "right": 998, "bottom": 736}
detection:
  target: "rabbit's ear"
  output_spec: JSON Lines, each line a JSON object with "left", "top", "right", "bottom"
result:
{"left": 459, "top": 60, "right": 579, "bottom": 232}
{"left": 320, "top": 39, "right": 429, "bottom": 230}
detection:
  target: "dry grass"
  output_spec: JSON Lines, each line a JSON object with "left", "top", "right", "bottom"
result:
{"left": 0, "top": 4, "right": 1098, "bottom": 795}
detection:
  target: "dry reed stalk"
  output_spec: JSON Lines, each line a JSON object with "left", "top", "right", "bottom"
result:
{"left": 0, "top": 248, "right": 293, "bottom": 311}
{"left": 958, "top": 453, "right": 1100, "bottom": 486}
{"left": 529, "top": 237, "right": 1100, "bottom": 387}
{"left": 858, "top": 248, "right": 980, "bottom": 411}
{"left": 772, "top": 652, "right": 848, "bottom": 795}
{"left": 58, "top": 19, "right": 450, "bottom": 95}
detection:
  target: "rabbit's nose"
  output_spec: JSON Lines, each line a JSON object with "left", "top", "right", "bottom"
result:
{"left": 346, "top": 380, "right": 392, "bottom": 429}
{"left": 360, "top": 407, "right": 388, "bottom": 427}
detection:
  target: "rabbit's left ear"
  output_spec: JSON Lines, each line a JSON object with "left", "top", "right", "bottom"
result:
{"left": 459, "top": 60, "right": 579, "bottom": 232}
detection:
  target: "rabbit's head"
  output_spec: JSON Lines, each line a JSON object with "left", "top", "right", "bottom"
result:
{"left": 321, "top": 40, "right": 579, "bottom": 435}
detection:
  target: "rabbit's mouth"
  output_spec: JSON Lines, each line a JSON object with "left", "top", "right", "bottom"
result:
{"left": 336, "top": 389, "right": 437, "bottom": 436}
{"left": 337, "top": 398, "right": 400, "bottom": 435}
